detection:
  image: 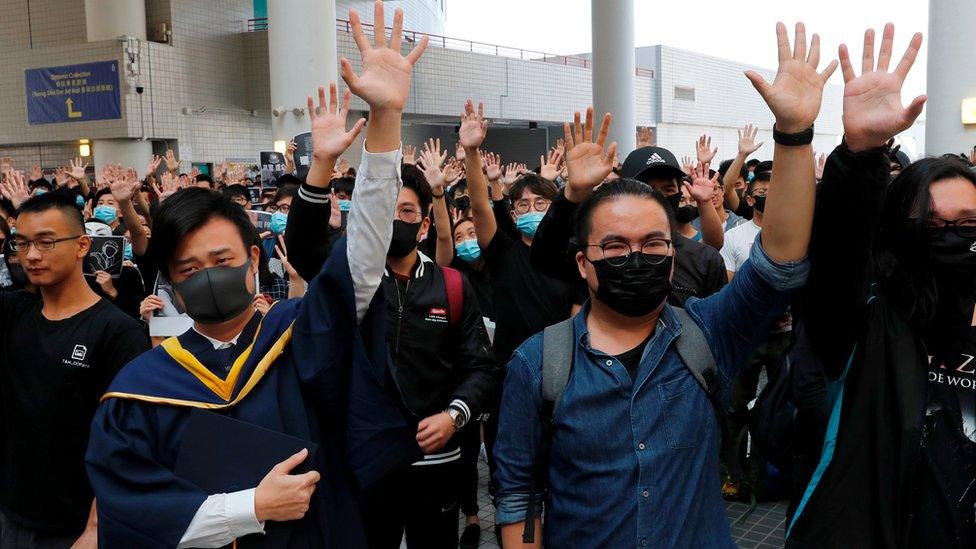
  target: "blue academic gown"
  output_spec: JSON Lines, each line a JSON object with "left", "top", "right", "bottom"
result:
{"left": 85, "top": 238, "right": 422, "bottom": 548}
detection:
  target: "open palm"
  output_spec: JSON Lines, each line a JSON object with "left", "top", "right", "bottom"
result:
{"left": 840, "top": 25, "right": 925, "bottom": 152}
{"left": 309, "top": 83, "right": 366, "bottom": 161}
{"left": 564, "top": 107, "right": 617, "bottom": 202}
{"left": 458, "top": 100, "right": 487, "bottom": 150}
{"left": 341, "top": 3, "right": 428, "bottom": 111}
{"left": 745, "top": 23, "right": 837, "bottom": 133}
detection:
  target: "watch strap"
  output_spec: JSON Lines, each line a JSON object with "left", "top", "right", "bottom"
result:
{"left": 773, "top": 124, "right": 814, "bottom": 146}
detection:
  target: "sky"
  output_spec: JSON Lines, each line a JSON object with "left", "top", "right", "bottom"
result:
{"left": 445, "top": 0, "right": 930, "bottom": 102}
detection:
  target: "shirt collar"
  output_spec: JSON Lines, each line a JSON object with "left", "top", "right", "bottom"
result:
{"left": 191, "top": 313, "right": 262, "bottom": 350}
{"left": 575, "top": 300, "right": 681, "bottom": 352}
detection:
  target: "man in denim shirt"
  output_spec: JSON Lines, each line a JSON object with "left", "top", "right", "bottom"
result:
{"left": 493, "top": 22, "right": 837, "bottom": 548}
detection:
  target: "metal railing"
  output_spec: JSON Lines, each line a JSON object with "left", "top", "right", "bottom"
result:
{"left": 246, "top": 18, "right": 655, "bottom": 78}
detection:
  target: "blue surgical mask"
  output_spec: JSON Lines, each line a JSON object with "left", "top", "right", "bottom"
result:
{"left": 75, "top": 195, "right": 85, "bottom": 207}
{"left": 93, "top": 205, "right": 117, "bottom": 224}
{"left": 515, "top": 211, "right": 545, "bottom": 239}
{"left": 747, "top": 172, "right": 756, "bottom": 182}
{"left": 339, "top": 199, "right": 352, "bottom": 212}
{"left": 123, "top": 242, "right": 133, "bottom": 261}
{"left": 270, "top": 211, "right": 288, "bottom": 234}
{"left": 455, "top": 239, "right": 481, "bottom": 263}
{"left": 34, "top": 189, "right": 47, "bottom": 196}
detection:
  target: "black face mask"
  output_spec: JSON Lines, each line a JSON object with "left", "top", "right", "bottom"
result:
{"left": 388, "top": 220, "right": 422, "bottom": 258}
{"left": 454, "top": 196, "right": 471, "bottom": 211}
{"left": 926, "top": 228, "right": 976, "bottom": 350}
{"left": 664, "top": 192, "right": 682, "bottom": 216}
{"left": 174, "top": 260, "right": 254, "bottom": 325}
{"left": 675, "top": 205, "right": 699, "bottom": 224}
{"left": 591, "top": 253, "right": 673, "bottom": 317}
{"left": 751, "top": 194, "right": 767, "bottom": 213}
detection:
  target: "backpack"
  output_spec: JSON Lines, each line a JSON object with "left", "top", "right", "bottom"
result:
{"left": 521, "top": 307, "right": 719, "bottom": 543}
{"left": 442, "top": 267, "right": 463, "bottom": 327}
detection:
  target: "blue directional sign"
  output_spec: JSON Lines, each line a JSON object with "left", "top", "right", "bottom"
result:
{"left": 25, "top": 61, "right": 122, "bottom": 125}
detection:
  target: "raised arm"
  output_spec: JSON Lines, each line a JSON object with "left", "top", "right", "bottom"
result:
{"left": 110, "top": 167, "right": 149, "bottom": 257}
{"left": 418, "top": 138, "right": 456, "bottom": 267}
{"left": 723, "top": 124, "right": 764, "bottom": 211}
{"left": 459, "top": 100, "right": 496, "bottom": 250}
{"left": 744, "top": 22, "right": 837, "bottom": 264}
{"left": 805, "top": 25, "right": 926, "bottom": 374}
{"left": 686, "top": 161, "right": 724, "bottom": 250}
{"left": 339, "top": 0, "right": 429, "bottom": 322}
{"left": 67, "top": 157, "right": 91, "bottom": 197}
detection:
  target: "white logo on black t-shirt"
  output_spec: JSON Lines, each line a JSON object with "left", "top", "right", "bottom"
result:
{"left": 71, "top": 345, "right": 87, "bottom": 361}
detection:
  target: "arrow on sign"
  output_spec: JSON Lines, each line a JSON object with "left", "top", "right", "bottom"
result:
{"left": 66, "top": 98, "right": 82, "bottom": 119}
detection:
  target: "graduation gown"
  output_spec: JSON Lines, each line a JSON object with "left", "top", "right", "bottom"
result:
{"left": 85, "top": 238, "right": 422, "bottom": 548}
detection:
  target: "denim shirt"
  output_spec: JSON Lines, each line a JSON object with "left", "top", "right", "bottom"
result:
{"left": 493, "top": 235, "right": 808, "bottom": 548}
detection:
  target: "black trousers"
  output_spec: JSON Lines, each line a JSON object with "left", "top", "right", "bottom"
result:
{"left": 358, "top": 459, "right": 462, "bottom": 549}
{"left": 459, "top": 422, "right": 482, "bottom": 517}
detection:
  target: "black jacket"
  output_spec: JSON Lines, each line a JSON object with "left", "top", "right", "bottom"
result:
{"left": 285, "top": 183, "right": 499, "bottom": 445}
{"left": 529, "top": 189, "right": 727, "bottom": 305}
{"left": 788, "top": 143, "right": 957, "bottom": 547}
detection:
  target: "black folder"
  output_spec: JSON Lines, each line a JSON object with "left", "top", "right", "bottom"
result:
{"left": 174, "top": 409, "right": 320, "bottom": 548}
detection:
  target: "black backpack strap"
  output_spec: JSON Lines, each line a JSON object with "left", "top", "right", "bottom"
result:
{"left": 522, "top": 317, "right": 575, "bottom": 543}
{"left": 671, "top": 307, "right": 719, "bottom": 400}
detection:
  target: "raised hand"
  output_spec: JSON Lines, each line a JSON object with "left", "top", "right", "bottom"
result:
{"left": 29, "top": 165, "right": 42, "bottom": 181}
{"left": 738, "top": 124, "right": 764, "bottom": 156}
{"left": 110, "top": 167, "right": 139, "bottom": 202}
{"left": 815, "top": 153, "right": 826, "bottom": 180}
{"left": 839, "top": 24, "right": 926, "bottom": 152}
{"left": 55, "top": 167, "right": 69, "bottom": 187}
{"left": 696, "top": 135, "right": 718, "bottom": 163}
{"left": 275, "top": 235, "right": 300, "bottom": 280}
{"left": 681, "top": 156, "right": 695, "bottom": 175}
{"left": 0, "top": 170, "right": 29, "bottom": 209}
{"left": 189, "top": 166, "right": 201, "bottom": 180}
{"left": 459, "top": 99, "right": 488, "bottom": 151}
{"left": 68, "top": 157, "right": 89, "bottom": 181}
{"left": 745, "top": 22, "right": 838, "bottom": 133}
{"left": 685, "top": 161, "right": 718, "bottom": 203}
{"left": 164, "top": 149, "right": 180, "bottom": 173}
{"left": 636, "top": 126, "right": 655, "bottom": 148}
{"left": 563, "top": 106, "right": 618, "bottom": 202}
{"left": 502, "top": 162, "right": 520, "bottom": 186}
{"left": 340, "top": 1, "right": 429, "bottom": 112}
{"left": 0, "top": 157, "right": 12, "bottom": 173}
{"left": 308, "top": 83, "right": 367, "bottom": 162}
{"left": 146, "top": 155, "right": 162, "bottom": 178}
{"left": 402, "top": 144, "right": 417, "bottom": 165}
{"left": 540, "top": 148, "right": 563, "bottom": 181}
{"left": 454, "top": 143, "right": 466, "bottom": 162}
{"left": 285, "top": 140, "right": 297, "bottom": 174}
{"left": 159, "top": 172, "right": 180, "bottom": 201}
{"left": 485, "top": 152, "right": 503, "bottom": 181}
{"left": 419, "top": 138, "right": 449, "bottom": 191}
{"left": 328, "top": 190, "right": 343, "bottom": 229}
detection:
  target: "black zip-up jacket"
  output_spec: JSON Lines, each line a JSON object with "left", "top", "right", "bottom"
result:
{"left": 286, "top": 183, "right": 499, "bottom": 447}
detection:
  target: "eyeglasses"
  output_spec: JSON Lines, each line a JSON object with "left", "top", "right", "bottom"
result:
{"left": 514, "top": 198, "right": 551, "bottom": 215}
{"left": 925, "top": 216, "right": 976, "bottom": 237}
{"left": 584, "top": 238, "right": 672, "bottom": 267}
{"left": 10, "top": 235, "right": 83, "bottom": 253}
{"left": 396, "top": 207, "right": 424, "bottom": 223}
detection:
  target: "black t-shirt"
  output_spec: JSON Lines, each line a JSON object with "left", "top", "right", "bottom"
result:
{"left": 670, "top": 235, "right": 728, "bottom": 306}
{"left": 483, "top": 231, "right": 580, "bottom": 364}
{"left": 912, "top": 305, "right": 976, "bottom": 546}
{"left": 452, "top": 258, "right": 495, "bottom": 321}
{"left": 615, "top": 333, "right": 652, "bottom": 380}
{"left": 0, "top": 292, "right": 149, "bottom": 533}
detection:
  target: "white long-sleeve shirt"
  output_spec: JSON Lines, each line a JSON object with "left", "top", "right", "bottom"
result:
{"left": 178, "top": 144, "right": 402, "bottom": 548}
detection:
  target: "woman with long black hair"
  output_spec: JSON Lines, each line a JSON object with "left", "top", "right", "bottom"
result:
{"left": 787, "top": 24, "right": 976, "bottom": 548}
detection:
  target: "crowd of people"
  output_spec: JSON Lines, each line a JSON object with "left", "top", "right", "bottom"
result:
{"left": 0, "top": 3, "right": 974, "bottom": 548}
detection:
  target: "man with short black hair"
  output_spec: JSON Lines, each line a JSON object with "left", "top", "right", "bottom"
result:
{"left": 0, "top": 193, "right": 149, "bottom": 548}
{"left": 222, "top": 184, "right": 251, "bottom": 208}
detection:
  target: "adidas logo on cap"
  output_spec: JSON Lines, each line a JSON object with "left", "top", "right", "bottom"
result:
{"left": 646, "top": 153, "right": 665, "bottom": 165}
{"left": 970, "top": 241, "right": 976, "bottom": 253}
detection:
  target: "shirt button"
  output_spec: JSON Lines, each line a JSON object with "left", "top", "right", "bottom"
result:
{"left": 640, "top": 538, "right": 647, "bottom": 546}
{"left": 638, "top": 442, "right": 646, "bottom": 450}
{"left": 642, "top": 489, "right": 649, "bottom": 498}
{"left": 605, "top": 359, "right": 613, "bottom": 366}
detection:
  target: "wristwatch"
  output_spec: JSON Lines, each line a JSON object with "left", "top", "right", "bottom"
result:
{"left": 445, "top": 405, "right": 467, "bottom": 431}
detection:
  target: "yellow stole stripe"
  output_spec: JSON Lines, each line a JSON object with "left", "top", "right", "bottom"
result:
{"left": 102, "top": 324, "right": 294, "bottom": 409}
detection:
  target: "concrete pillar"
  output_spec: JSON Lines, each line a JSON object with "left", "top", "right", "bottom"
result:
{"left": 93, "top": 139, "right": 152, "bottom": 175}
{"left": 85, "top": 0, "right": 147, "bottom": 42}
{"left": 592, "top": 0, "right": 636, "bottom": 155}
{"left": 925, "top": 0, "right": 976, "bottom": 155}
{"left": 268, "top": 0, "right": 339, "bottom": 144}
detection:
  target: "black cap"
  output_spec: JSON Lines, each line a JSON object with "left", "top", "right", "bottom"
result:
{"left": 621, "top": 146, "right": 685, "bottom": 183}
{"left": 754, "top": 160, "right": 773, "bottom": 174}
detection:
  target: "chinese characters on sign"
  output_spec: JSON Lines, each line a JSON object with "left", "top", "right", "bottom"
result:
{"left": 25, "top": 61, "right": 122, "bottom": 125}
